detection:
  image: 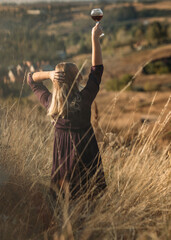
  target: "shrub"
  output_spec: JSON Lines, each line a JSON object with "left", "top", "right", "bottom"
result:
{"left": 143, "top": 60, "right": 171, "bottom": 75}
{"left": 143, "top": 82, "right": 161, "bottom": 91}
{"left": 146, "top": 22, "right": 168, "bottom": 45}
{"left": 116, "top": 28, "right": 132, "bottom": 44}
{"left": 78, "top": 39, "right": 91, "bottom": 54}
{"left": 67, "top": 32, "right": 81, "bottom": 45}
{"left": 138, "top": 9, "right": 171, "bottom": 18}
{"left": 0, "top": 81, "right": 31, "bottom": 98}
{"left": 105, "top": 74, "right": 133, "bottom": 91}
{"left": 113, "top": 6, "right": 137, "bottom": 21}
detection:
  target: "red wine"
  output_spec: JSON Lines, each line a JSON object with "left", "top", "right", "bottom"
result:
{"left": 91, "top": 15, "right": 103, "bottom": 21}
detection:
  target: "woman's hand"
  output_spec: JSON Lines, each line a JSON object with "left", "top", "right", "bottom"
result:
{"left": 49, "top": 71, "right": 55, "bottom": 82}
{"left": 49, "top": 71, "right": 65, "bottom": 84}
{"left": 92, "top": 22, "right": 103, "bottom": 40}
{"left": 27, "top": 72, "right": 33, "bottom": 85}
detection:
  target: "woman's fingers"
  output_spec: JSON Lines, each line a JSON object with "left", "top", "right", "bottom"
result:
{"left": 50, "top": 70, "right": 65, "bottom": 83}
{"left": 53, "top": 71, "right": 65, "bottom": 83}
{"left": 97, "top": 23, "right": 103, "bottom": 35}
{"left": 54, "top": 72, "right": 65, "bottom": 78}
{"left": 92, "top": 22, "right": 103, "bottom": 38}
{"left": 54, "top": 72, "right": 65, "bottom": 76}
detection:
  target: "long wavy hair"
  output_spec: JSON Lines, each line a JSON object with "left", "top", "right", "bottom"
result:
{"left": 47, "top": 62, "right": 82, "bottom": 120}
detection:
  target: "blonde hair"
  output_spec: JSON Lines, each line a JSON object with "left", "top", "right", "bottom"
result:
{"left": 47, "top": 62, "right": 82, "bottom": 119}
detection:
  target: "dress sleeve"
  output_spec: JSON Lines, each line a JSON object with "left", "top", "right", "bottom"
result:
{"left": 27, "top": 72, "right": 52, "bottom": 109}
{"left": 81, "top": 65, "right": 103, "bottom": 106}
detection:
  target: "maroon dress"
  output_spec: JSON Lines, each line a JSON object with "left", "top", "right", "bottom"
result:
{"left": 28, "top": 65, "right": 106, "bottom": 197}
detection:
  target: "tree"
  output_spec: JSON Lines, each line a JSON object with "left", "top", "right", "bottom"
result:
{"left": 114, "top": 5, "right": 137, "bottom": 21}
{"left": 146, "top": 22, "right": 168, "bottom": 45}
{"left": 167, "top": 24, "right": 171, "bottom": 40}
{"left": 116, "top": 28, "right": 132, "bottom": 44}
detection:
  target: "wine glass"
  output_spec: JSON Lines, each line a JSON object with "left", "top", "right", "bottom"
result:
{"left": 91, "top": 8, "right": 104, "bottom": 37}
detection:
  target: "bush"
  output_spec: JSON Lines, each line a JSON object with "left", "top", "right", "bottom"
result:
{"left": 78, "top": 37, "right": 91, "bottom": 54}
{"left": 105, "top": 74, "right": 133, "bottom": 91}
{"left": 0, "top": 81, "right": 31, "bottom": 98}
{"left": 138, "top": 9, "right": 171, "bottom": 18}
{"left": 146, "top": 22, "right": 168, "bottom": 45}
{"left": 143, "top": 60, "right": 171, "bottom": 75}
{"left": 143, "top": 82, "right": 160, "bottom": 91}
{"left": 113, "top": 6, "right": 137, "bottom": 22}
{"left": 116, "top": 28, "right": 132, "bottom": 44}
{"left": 0, "top": 29, "right": 66, "bottom": 67}
{"left": 67, "top": 32, "right": 81, "bottom": 45}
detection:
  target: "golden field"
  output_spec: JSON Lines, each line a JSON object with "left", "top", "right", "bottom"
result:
{"left": 0, "top": 75, "right": 170, "bottom": 240}
{"left": 0, "top": 1, "right": 171, "bottom": 239}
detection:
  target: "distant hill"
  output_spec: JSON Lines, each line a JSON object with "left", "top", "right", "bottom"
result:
{"left": 0, "top": 0, "right": 164, "bottom": 4}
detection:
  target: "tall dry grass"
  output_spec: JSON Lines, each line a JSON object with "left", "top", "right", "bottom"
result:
{"left": 0, "top": 93, "right": 171, "bottom": 240}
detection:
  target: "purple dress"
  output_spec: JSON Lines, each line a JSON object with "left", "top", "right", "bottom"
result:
{"left": 28, "top": 65, "right": 106, "bottom": 197}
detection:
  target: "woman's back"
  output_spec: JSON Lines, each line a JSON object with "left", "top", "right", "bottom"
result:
{"left": 54, "top": 65, "right": 104, "bottom": 130}
{"left": 28, "top": 65, "right": 103, "bottom": 130}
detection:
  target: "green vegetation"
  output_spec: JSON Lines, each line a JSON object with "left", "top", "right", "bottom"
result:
{"left": 0, "top": 29, "right": 66, "bottom": 64}
{"left": 0, "top": 2, "right": 171, "bottom": 94}
{"left": 0, "top": 4, "right": 171, "bottom": 67}
{"left": 105, "top": 74, "right": 133, "bottom": 91}
{"left": 138, "top": 8, "right": 171, "bottom": 18}
{"left": 143, "top": 58, "right": 171, "bottom": 74}
{"left": 146, "top": 22, "right": 168, "bottom": 45}
{"left": 104, "top": 5, "right": 137, "bottom": 25}
{"left": 143, "top": 82, "right": 160, "bottom": 91}
{"left": 0, "top": 80, "right": 31, "bottom": 98}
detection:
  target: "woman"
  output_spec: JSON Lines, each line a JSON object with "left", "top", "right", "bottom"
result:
{"left": 27, "top": 23, "right": 106, "bottom": 198}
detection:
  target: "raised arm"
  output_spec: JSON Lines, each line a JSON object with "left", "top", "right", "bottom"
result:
{"left": 27, "top": 71, "right": 52, "bottom": 109}
{"left": 92, "top": 22, "right": 103, "bottom": 66}
{"left": 81, "top": 24, "right": 103, "bottom": 106}
{"left": 31, "top": 71, "right": 64, "bottom": 83}
{"left": 27, "top": 70, "right": 65, "bottom": 109}
{"left": 32, "top": 71, "right": 52, "bottom": 82}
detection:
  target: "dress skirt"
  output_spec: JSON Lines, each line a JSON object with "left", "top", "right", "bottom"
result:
{"left": 50, "top": 125, "right": 106, "bottom": 197}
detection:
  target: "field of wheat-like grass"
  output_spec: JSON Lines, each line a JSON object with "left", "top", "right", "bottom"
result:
{"left": 0, "top": 96, "right": 170, "bottom": 240}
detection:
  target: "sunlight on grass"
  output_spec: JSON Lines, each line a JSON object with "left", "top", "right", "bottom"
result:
{"left": 0, "top": 93, "right": 170, "bottom": 239}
